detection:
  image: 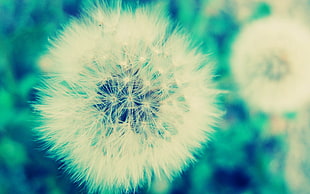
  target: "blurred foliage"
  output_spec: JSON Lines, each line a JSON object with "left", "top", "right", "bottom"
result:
{"left": 0, "top": 0, "right": 299, "bottom": 193}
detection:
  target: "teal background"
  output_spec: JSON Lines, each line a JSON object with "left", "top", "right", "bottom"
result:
{"left": 0, "top": 0, "right": 293, "bottom": 193}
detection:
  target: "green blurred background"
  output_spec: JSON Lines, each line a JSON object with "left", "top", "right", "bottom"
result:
{"left": 0, "top": 0, "right": 307, "bottom": 193}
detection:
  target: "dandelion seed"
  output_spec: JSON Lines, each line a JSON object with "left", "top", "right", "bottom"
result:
{"left": 230, "top": 17, "right": 310, "bottom": 114}
{"left": 34, "top": 2, "right": 221, "bottom": 193}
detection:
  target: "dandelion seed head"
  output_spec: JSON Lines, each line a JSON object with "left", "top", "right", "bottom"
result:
{"left": 34, "top": 2, "right": 221, "bottom": 193}
{"left": 231, "top": 17, "right": 310, "bottom": 114}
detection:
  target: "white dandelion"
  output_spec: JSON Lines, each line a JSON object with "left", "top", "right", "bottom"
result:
{"left": 34, "top": 2, "right": 221, "bottom": 193}
{"left": 230, "top": 17, "right": 310, "bottom": 114}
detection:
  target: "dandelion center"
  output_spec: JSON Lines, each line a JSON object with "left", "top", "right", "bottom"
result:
{"left": 94, "top": 66, "right": 164, "bottom": 136}
{"left": 261, "top": 52, "right": 290, "bottom": 81}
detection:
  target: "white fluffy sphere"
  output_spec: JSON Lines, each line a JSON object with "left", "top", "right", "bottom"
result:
{"left": 231, "top": 17, "right": 310, "bottom": 114}
{"left": 34, "top": 2, "right": 221, "bottom": 193}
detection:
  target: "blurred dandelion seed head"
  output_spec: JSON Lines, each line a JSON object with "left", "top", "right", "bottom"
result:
{"left": 34, "top": 2, "right": 221, "bottom": 193}
{"left": 231, "top": 17, "right": 310, "bottom": 114}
